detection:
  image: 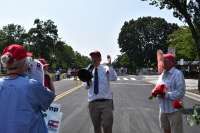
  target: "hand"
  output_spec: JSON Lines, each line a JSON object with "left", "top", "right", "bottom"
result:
{"left": 172, "top": 100, "right": 183, "bottom": 109}
{"left": 157, "top": 93, "right": 165, "bottom": 98}
{"left": 151, "top": 89, "right": 159, "bottom": 97}
{"left": 151, "top": 85, "right": 164, "bottom": 96}
{"left": 107, "top": 55, "right": 111, "bottom": 65}
{"left": 86, "top": 80, "right": 92, "bottom": 89}
{"left": 106, "top": 70, "right": 109, "bottom": 75}
{"left": 150, "top": 84, "right": 167, "bottom": 98}
{"left": 105, "top": 66, "right": 110, "bottom": 75}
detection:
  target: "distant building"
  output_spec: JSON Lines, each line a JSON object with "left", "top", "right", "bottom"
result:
{"left": 177, "top": 60, "right": 199, "bottom": 78}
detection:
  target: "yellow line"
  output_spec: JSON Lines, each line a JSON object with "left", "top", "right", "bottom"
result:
{"left": 54, "top": 85, "right": 83, "bottom": 101}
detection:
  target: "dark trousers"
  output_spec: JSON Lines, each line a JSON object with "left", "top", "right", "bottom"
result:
{"left": 89, "top": 99, "right": 114, "bottom": 133}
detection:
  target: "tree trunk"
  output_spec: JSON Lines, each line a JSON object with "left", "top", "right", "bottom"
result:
{"left": 197, "top": 38, "right": 200, "bottom": 92}
{"left": 198, "top": 62, "right": 200, "bottom": 92}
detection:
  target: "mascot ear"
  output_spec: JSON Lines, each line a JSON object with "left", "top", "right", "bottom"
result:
{"left": 1, "top": 54, "right": 14, "bottom": 65}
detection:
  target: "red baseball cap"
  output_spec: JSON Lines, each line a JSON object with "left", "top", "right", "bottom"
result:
{"left": 89, "top": 50, "right": 101, "bottom": 57}
{"left": 163, "top": 53, "right": 175, "bottom": 60}
{"left": 2, "top": 44, "right": 32, "bottom": 61}
{"left": 38, "top": 58, "right": 49, "bottom": 67}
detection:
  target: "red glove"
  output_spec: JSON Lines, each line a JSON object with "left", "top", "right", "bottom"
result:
{"left": 152, "top": 84, "right": 166, "bottom": 97}
{"left": 172, "top": 100, "right": 183, "bottom": 109}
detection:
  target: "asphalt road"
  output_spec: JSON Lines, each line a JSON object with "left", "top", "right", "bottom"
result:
{"left": 53, "top": 75, "right": 200, "bottom": 133}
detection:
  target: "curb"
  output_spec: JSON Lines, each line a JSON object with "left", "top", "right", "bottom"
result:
{"left": 185, "top": 91, "right": 200, "bottom": 102}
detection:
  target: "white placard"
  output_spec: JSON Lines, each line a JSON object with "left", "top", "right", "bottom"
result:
{"left": 180, "top": 59, "right": 184, "bottom": 65}
{"left": 43, "top": 103, "right": 63, "bottom": 133}
{"left": 26, "top": 59, "right": 44, "bottom": 85}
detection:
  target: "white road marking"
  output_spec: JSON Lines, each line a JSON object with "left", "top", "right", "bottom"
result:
{"left": 130, "top": 78, "right": 136, "bottom": 80}
{"left": 123, "top": 78, "right": 128, "bottom": 80}
{"left": 112, "top": 82, "right": 152, "bottom": 86}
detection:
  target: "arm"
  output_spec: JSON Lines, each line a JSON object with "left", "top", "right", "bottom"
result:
{"left": 45, "top": 74, "right": 55, "bottom": 93}
{"left": 107, "top": 66, "right": 117, "bottom": 81}
{"left": 28, "top": 79, "right": 55, "bottom": 111}
{"left": 48, "top": 75, "right": 55, "bottom": 93}
{"left": 48, "top": 77, "right": 55, "bottom": 93}
{"left": 105, "top": 55, "right": 117, "bottom": 81}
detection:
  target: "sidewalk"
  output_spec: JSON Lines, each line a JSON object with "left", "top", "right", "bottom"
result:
{"left": 143, "top": 75, "right": 200, "bottom": 102}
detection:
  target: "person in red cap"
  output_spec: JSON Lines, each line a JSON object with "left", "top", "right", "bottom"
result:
{"left": 0, "top": 44, "right": 55, "bottom": 133}
{"left": 85, "top": 50, "right": 117, "bottom": 133}
{"left": 1, "top": 44, "right": 32, "bottom": 70}
{"left": 38, "top": 58, "right": 55, "bottom": 93}
{"left": 153, "top": 53, "right": 185, "bottom": 133}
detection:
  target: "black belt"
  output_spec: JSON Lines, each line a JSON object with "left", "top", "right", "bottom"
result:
{"left": 90, "top": 99, "right": 111, "bottom": 103}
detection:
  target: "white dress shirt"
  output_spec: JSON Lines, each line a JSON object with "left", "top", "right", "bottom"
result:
{"left": 86, "top": 64, "right": 117, "bottom": 102}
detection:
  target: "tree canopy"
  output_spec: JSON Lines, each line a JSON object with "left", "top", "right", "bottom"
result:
{"left": 0, "top": 24, "right": 27, "bottom": 47}
{"left": 28, "top": 19, "right": 58, "bottom": 59}
{"left": 168, "top": 26, "right": 197, "bottom": 60}
{"left": 118, "top": 16, "right": 178, "bottom": 72}
{"left": 0, "top": 19, "right": 90, "bottom": 70}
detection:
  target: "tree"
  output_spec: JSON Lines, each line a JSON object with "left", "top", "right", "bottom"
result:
{"left": 1, "top": 24, "right": 27, "bottom": 45}
{"left": 0, "top": 30, "right": 7, "bottom": 52}
{"left": 0, "top": 19, "right": 91, "bottom": 73}
{"left": 142, "top": 0, "right": 200, "bottom": 91}
{"left": 113, "top": 53, "right": 136, "bottom": 74}
{"left": 0, "top": 24, "right": 29, "bottom": 54}
{"left": 113, "top": 54, "right": 129, "bottom": 68}
{"left": 168, "top": 26, "right": 197, "bottom": 60}
{"left": 118, "top": 16, "right": 178, "bottom": 72}
{"left": 73, "top": 52, "right": 91, "bottom": 69}
{"left": 54, "top": 42, "right": 75, "bottom": 69}
{"left": 28, "top": 19, "right": 58, "bottom": 60}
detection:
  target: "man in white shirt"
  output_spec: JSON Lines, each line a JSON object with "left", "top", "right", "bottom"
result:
{"left": 87, "top": 51, "right": 117, "bottom": 133}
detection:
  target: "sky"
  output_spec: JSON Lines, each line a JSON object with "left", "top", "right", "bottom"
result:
{"left": 0, "top": 0, "right": 186, "bottom": 62}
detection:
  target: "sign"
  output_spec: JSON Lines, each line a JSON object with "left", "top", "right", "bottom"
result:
{"left": 180, "top": 59, "right": 184, "bottom": 65}
{"left": 168, "top": 47, "right": 176, "bottom": 55}
{"left": 43, "top": 103, "right": 63, "bottom": 133}
{"left": 26, "top": 59, "right": 44, "bottom": 85}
